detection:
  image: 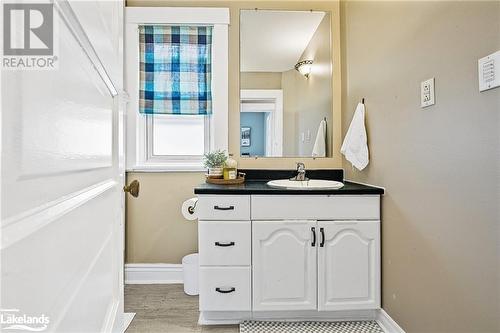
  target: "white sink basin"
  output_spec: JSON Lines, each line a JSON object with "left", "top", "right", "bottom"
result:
{"left": 267, "top": 179, "right": 344, "bottom": 190}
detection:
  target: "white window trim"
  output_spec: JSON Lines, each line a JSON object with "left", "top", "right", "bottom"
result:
{"left": 125, "top": 7, "right": 229, "bottom": 172}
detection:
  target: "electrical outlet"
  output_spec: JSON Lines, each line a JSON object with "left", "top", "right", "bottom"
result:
{"left": 421, "top": 78, "right": 435, "bottom": 108}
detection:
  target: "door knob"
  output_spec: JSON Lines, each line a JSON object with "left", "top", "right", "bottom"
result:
{"left": 123, "top": 180, "right": 140, "bottom": 198}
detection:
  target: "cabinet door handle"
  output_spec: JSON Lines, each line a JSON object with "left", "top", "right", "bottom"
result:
{"left": 215, "top": 287, "right": 236, "bottom": 294}
{"left": 311, "top": 227, "right": 316, "bottom": 247}
{"left": 215, "top": 241, "right": 235, "bottom": 247}
{"left": 214, "top": 205, "right": 235, "bottom": 211}
{"left": 320, "top": 227, "right": 325, "bottom": 247}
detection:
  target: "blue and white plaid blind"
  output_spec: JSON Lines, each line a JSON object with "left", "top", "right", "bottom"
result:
{"left": 139, "top": 25, "right": 213, "bottom": 115}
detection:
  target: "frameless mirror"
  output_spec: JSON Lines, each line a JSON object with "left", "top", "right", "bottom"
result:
{"left": 240, "top": 9, "right": 332, "bottom": 158}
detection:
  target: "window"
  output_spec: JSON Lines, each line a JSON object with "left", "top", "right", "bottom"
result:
{"left": 125, "top": 8, "right": 229, "bottom": 171}
{"left": 139, "top": 24, "right": 212, "bottom": 164}
{"left": 147, "top": 115, "right": 210, "bottom": 159}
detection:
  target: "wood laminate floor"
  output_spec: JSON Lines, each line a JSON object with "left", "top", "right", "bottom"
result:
{"left": 125, "top": 284, "right": 239, "bottom": 333}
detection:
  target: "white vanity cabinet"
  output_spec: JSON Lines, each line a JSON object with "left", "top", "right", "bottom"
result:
{"left": 197, "top": 195, "right": 252, "bottom": 313}
{"left": 317, "top": 221, "right": 380, "bottom": 311}
{"left": 252, "top": 221, "right": 317, "bottom": 311}
{"left": 196, "top": 193, "right": 381, "bottom": 323}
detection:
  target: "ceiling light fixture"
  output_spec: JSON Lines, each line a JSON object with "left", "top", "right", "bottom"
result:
{"left": 294, "top": 60, "right": 313, "bottom": 78}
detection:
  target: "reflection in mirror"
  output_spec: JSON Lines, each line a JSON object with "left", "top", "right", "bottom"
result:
{"left": 240, "top": 10, "right": 332, "bottom": 158}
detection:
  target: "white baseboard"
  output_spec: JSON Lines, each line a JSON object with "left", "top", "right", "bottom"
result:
{"left": 125, "top": 264, "right": 183, "bottom": 284}
{"left": 377, "top": 309, "right": 406, "bottom": 333}
{"left": 123, "top": 312, "right": 135, "bottom": 332}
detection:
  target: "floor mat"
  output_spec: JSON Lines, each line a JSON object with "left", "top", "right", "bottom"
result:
{"left": 240, "top": 320, "right": 384, "bottom": 333}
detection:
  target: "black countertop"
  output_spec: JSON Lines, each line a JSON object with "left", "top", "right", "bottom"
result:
{"left": 194, "top": 180, "right": 384, "bottom": 195}
{"left": 194, "top": 169, "right": 384, "bottom": 195}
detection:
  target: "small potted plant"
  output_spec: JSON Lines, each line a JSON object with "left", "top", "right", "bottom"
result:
{"left": 203, "top": 150, "right": 227, "bottom": 178}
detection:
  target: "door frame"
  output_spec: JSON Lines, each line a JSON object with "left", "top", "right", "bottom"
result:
{"left": 240, "top": 89, "right": 283, "bottom": 157}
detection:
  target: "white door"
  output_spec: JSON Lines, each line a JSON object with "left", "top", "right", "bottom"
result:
{"left": 1, "top": 1, "right": 125, "bottom": 332}
{"left": 318, "top": 221, "right": 380, "bottom": 311}
{"left": 252, "top": 220, "right": 317, "bottom": 311}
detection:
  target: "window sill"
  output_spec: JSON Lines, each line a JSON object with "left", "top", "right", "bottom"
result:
{"left": 127, "top": 163, "right": 206, "bottom": 173}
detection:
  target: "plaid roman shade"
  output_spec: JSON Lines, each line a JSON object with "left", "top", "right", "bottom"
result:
{"left": 139, "top": 25, "right": 213, "bottom": 115}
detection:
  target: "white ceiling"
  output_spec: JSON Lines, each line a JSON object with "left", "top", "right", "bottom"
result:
{"left": 240, "top": 10, "right": 326, "bottom": 73}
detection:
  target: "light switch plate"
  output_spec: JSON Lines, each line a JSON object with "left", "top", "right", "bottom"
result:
{"left": 478, "top": 51, "right": 500, "bottom": 92}
{"left": 421, "top": 78, "right": 435, "bottom": 108}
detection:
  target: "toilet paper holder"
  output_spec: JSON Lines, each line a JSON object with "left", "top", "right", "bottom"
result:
{"left": 188, "top": 200, "right": 197, "bottom": 215}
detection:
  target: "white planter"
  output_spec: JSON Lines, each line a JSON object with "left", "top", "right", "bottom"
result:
{"left": 208, "top": 167, "right": 223, "bottom": 178}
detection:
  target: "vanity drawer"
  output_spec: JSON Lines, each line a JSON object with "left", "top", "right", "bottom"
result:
{"left": 196, "top": 195, "right": 250, "bottom": 220}
{"left": 198, "top": 220, "right": 251, "bottom": 266}
{"left": 251, "top": 195, "right": 380, "bottom": 220}
{"left": 199, "top": 267, "right": 251, "bottom": 311}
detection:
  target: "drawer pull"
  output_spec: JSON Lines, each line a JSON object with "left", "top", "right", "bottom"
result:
{"left": 214, "top": 205, "right": 235, "bottom": 211}
{"left": 215, "top": 241, "right": 235, "bottom": 247}
{"left": 215, "top": 287, "right": 236, "bottom": 294}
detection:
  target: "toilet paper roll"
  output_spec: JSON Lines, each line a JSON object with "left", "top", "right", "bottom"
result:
{"left": 182, "top": 197, "right": 198, "bottom": 220}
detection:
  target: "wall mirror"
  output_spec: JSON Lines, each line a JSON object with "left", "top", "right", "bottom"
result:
{"left": 240, "top": 9, "right": 332, "bottom": 158}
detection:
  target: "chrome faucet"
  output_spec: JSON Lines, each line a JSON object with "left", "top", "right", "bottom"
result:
{"left": 290, "top": 162, "right": 309, "bottom": 181}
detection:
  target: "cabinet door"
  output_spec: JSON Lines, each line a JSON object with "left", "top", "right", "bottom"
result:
{"left": 252, "top": 221, "right": 317, "bottom": 311}
{"left": 318, "top": 221, "right": 380, "bottom": 311}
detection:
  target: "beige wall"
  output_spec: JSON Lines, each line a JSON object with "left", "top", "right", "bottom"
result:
{"left": 126, "top": 172, "right": 204, "bottom": 263}
{"left": 282, "top": 14, "right": 333, "bottom": 156}
{"left": 240, "top": 72, "right": 282, "bottom": 89}
{"left": 341, "top": 1, "right": 500, "bottom": 332}
{"left": 125, "top": 0, "right": 342, "bottom": 265}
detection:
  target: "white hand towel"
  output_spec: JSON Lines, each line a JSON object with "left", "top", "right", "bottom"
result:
{"left": 341, "top": 102, "right": 369, "bottom": 170}
{"left": 312, "top": 119, "right": 327, "bottom": 157}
